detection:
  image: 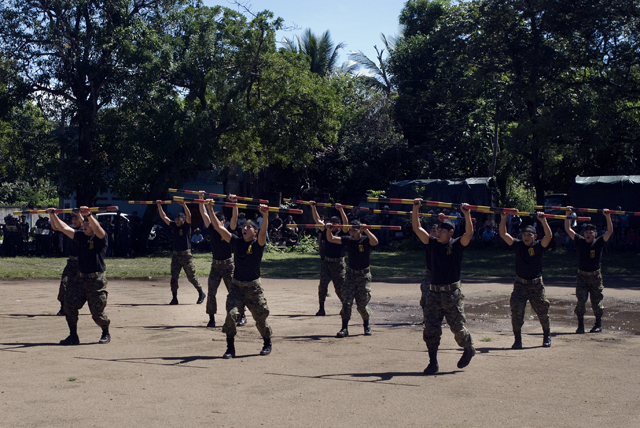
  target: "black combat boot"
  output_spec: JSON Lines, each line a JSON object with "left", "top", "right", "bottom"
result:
{"left": 206, "top": 316, "right": 216, "bottom": 328}
{"left": 336, "top": 319, "right": 349, "bottom": 338}
{"left": 60, "top": 323, "right": 79, "bottom": 346}
{"left": 196, "top": 289, "right": 206, "bottom": 304}
{"left": 576, "top": 315, "right": 585, "bottom": 334}
{"left": 316, "top": 301, "right": 326, "bottom": 316}
{"left": 363, "top": 319, "right": 372, "bottom": 336}
{"left": 223, "top": 337, "right": 235, "bottom": 359}
{"left": 236, "top": 313, "right": 247, "bottom": 327}
{"left": 99, "top": 328, "right": 111, "bottom": 344}
{"left": 590, "top": 316, "right": 602, "bottom": 333}
{"left": 511, "top": 331, "right": 523, "bottom": 349}
{"left": 424, "top": 349, "right": 439, "bottom": 375}
{"left": 169, "top": 291, "right": 178, "bottom": 305}
{"left": 542, "top": 329, "right": 551, "bottom": 347}
{"left": 260, "top": 338, "right": 272, "bottom": 356}
{"left": 457, "top": 346, "right": 476, "bottom": 369}
{"left": 57, "top": 304, "right": 65, "bottom": 316}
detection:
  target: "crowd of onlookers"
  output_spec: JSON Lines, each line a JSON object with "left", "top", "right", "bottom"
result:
{"left": 2, "top": 207, "right": 638, "bottom": 257}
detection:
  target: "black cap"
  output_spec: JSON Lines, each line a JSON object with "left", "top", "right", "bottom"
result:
{"left": 438, "top": 220, "right": 455, "bottom": 231}
{"left": 584, "top": 224, "right": 597, "bottom": 231}
{"left": 176, "top": 212, "right": 186, "bottom": 219}
{"left": 524, "top": 225, "right": 536, "bottom": 234}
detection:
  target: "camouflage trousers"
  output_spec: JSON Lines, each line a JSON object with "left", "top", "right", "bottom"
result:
{"left": 575, "top": 272, "right": 604, "bottom": 318}
{"left": 423, "top": 287, "right": 473, "bottom": 351}
{"left": 206, "top": 260, "right": 234, "bottom": 315}
{"left": 419, "top": 270, "right": 432, "bottom": 310}
{"left": 170, "top": 252, "right": 202, "bottom": 293}
{"left": 58, "top": 259, "right": 79, "bottom": 305}
{"left": 318, "top": 258, "right": 345, "bottom": 303}
{"left": 64, "top": 272, "right": 110, "bottom": 329}
{"left": 341, "top": 270, "right": 372, "bottom": 322}
{"left": 222, "top": 278, "right": 272, "bottom": 339}
{"left": 510, "top": 278, "right": 550, "bottom": 332}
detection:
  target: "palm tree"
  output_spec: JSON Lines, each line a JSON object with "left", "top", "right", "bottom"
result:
{"left": 347, "top": 33, "right": 396, "bottom": 96}
{"left": 282, "top": 29, "right": 346, "bottom": 77}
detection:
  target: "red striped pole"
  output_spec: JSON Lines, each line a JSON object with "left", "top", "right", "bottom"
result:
{"left": 14, "top": 206, "right": 119, "bottom": 215}
{"left": 169, "top": 188, "right": 269, "bottom": 204}
{"left": 173, "top": 196, "right": 303, "bottom": 215}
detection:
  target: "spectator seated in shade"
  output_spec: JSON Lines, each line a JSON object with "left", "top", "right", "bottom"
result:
{"left": 481, "top": 225, "right": 495, "bottom": 247}
{"left": 191, "top": 228, "right": 205, "bottom": 252}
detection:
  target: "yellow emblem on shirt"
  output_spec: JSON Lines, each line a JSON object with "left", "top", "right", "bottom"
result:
{"left": 590, "top": 249, "right": 595, "bottom": 258}
{"left": 89, "top": 241, "right": 94, "bottom": 250}
{"left": 528, "top": 248, "right": 535, "bottom": 256}
{"left": 179, "top": 230, "right": 183, "bottom": 236}
{"left": 247, "top": 245, "right": 253, "bottom": 255}
{"left": 359, "top": 245, "right": 364, "bottom": 252}
{"left": 446, "top": 246, "right": 453, "bottom": 255}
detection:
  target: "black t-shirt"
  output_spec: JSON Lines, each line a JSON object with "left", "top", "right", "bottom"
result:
{"left": 340, "top": 235, "right": 372, "bottom": 270}
{"left": 321, "top": 228, "right": 346, "bottom": 259}
{"left": 170, "top": 221, "right": 191, "bottom": 251}
{"left": 429, "top": 236, "right": 464, "bottom": 285}
{"left": 68, "top": 228, "right": 80, "bottom": 257}
{"left": 575, "top": 234, "right": 606, "bottom": 272}
{"left": 74, "top": 231, "right": 107, "bottom": 273}
{"left": 424, "top": 243, "right": 432, "bottom": 272}
{"left": 208, "top": 224, "right": 232, "bottom": 261}
{"left": 271, "top": 217, "right": 283, "bottom": 229}
{"left": 512, "top": 239, "right": 545, "bottom": 279}
{"left": 230, "top": 234, "right": 264, "bottom": 282}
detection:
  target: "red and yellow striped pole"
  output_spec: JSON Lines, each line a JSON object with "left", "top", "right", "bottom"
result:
{"left": 14, "top": 206, "right": 119, "bottom": 215}
{"left": 128, "top": 200, "right": 172, "bottom": 204}
{"left": 173, "top": 196, "right": 303, "bottom": 215}
{"left": 169, "top": 188, "right": 269, "bottom": 204}
{"left": 287, "top": 224, "right": 402, "bottom": 230}
{"left": 535, "top": 205, "right": 639, "bottom": 216}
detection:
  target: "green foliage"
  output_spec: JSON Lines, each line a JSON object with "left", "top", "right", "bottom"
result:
{"left": 285, "top": 233, "right": 319, "bottom": 254}
{"left": 366, "top": 190, "right": 386, "bottom": 198}
{"left": 0, "top": 179, "right": 58, "bottom": 207}
{"left": 505, "top": 179, "right": 535, "bottom": 212}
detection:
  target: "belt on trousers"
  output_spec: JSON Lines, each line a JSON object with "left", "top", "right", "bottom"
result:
{"left": 78, "top": 272, "right": 102, "bottom": 279}
{"left": 232, "top": 278, "right": 260, "bottom": 287}
{"left": 348, "top": 267, "right": 370, "bottom": 274}
{"left": 430, "top": 281, "right": 460, "bottom": 292}
{"left": 578, "top": 269, "right": 601, "bottom": 276}
{"left": 67, "top": 256, "right": 79, "bottom": 261}
{"left": 324, "top": 257, "right": 344, "bottom": 262}
{"left": 173, "top": 249, "right": 191, "bottom": 256}
{"left": 515, "top": 275, "right": 542, "bottom": 285}
{"left": 212, "top": 258, "right": 233, "bottom": 265}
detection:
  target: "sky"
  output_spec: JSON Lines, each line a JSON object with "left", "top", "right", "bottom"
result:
{"left": 202, "top": 0, "right": 407, "bottom": 67}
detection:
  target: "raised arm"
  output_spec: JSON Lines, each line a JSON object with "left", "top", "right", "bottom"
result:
{"left": 258, "top": 205, "right": 269, "bottom": 246}
{"left": 337, "top": 205, "right": 348, "bottom": 232}
{"left": 363, "top": 227, "right": 378, "bottom": 247}
{"left": 47, "top": 209, "right": 75, "bottom": 239}
{"left": 499, "top": 211, "right": 514, "bottom": 246}
{"left": 228, "top": 194, "right": 238, "bottom": 231}
{"left": 459, "top": 203, "right": 473, "bottom": 247}
{"left": 603, "top": 209, "right": 613, "bottom": 242}
{"left": 310, "top": 201, "right": 324, "bottom": 226}
{"left": 178, "top": 200, "right": 191, "bottom": 224}
{"left": 538, "top": 212, "right": 552, "bottom": 248}
{"left": 199, "top": 192, "right": 211, "bottom": 228}
{"left": 210, "top": 205, "right": 232, "bottom": 243}
{"left": 157, "top": 201, "right": 171, "bottom": 226}
{"left": 564, "top": 207, "right": 576, "bottom": 241}
{"left": 325, "top": 223, "right": 343, "bottom": 244}
{"left": 412, "top": 198, "right": 430, "bottom": 244}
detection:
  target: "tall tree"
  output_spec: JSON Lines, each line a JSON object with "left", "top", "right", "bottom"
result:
{"left": 0, "top": 0, "right": 177, "bottom": 205}
{"left": 282, "top": 29, "right": 345, "bottom": 77}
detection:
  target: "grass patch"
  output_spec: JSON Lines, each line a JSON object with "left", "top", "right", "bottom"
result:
{"left": 480, "top": 337, "right": 492, "bottom": 342}
{"left": 67, "top": 377, "right": 77, "bottom": 382}
{"left": 1, "top": 247, "right": 638, "bottom": 279}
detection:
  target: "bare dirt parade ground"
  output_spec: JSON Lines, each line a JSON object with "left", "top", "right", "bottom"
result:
{"left": 2, "top": 274, "right": 640, "bottom": 427}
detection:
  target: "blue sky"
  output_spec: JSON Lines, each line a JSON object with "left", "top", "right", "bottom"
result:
{"left": 202, "top": 0, "right": 407, "bottom": 67}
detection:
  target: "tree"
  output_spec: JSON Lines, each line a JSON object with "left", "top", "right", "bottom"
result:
{"left": 0, "top": 0, "right": 177, "bottom": 206}
{"left": 282, "top": 29, "right": 346, "bottom": 77}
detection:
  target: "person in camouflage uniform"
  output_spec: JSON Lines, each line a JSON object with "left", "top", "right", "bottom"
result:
{"left": 499, "top": 212, "right": 553, "bottom": 349}
{"left": 47, "top": 207, "right": 111, "bottom": 345}
{"left": 309, "top": 201, "right": 348, "bottom": 316}
{"left": 50, "top": 213, "right": 83, "bottom": 316}
{"left": 157, "top": 200, "right": 206, "bottom": 305}
{"left": 210, "top": 202, "right": 272, "bottom": 358}
{"left": 325, "top": 218, "right": 378, "bottom": 338}
{"left": 565, "top": 207, "right": 613, "bottom": 334}
{"left": 412, "top": 200, "right": 475, "bottom": 375}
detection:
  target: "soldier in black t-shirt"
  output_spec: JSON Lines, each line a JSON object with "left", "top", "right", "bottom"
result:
{"left": 499, "top": 212, "right": 553, "bottom": 349}
{"left": 565, "top": 207, "right": 613, "bottom": 334}
{"left": 310, "top": 201, "right": 348, "bottom": 316}
{"left": 412, "top": 200, "right": 475, "bottom": 375}
{"left": 50, "top": 213, "right": 83, "bottom": 316}
{"left": 325, "top": 219, "right": 378, "bottom": 338}
{"left": 210, "top": 203, "right": 272, "bottom": 358}
{"left": 47, "top": 207, "right": 111, "bottom": 345}
{"left": 157, "top": 200, "right": 206, "bottom": 305}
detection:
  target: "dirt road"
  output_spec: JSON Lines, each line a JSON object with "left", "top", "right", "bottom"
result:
{"left": 1, "top": 276, "right": 639, "bottom": 427}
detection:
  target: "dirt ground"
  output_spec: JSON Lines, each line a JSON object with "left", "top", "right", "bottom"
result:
{"left": 1, "top": 275, "right": 640, "bottom": 428}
